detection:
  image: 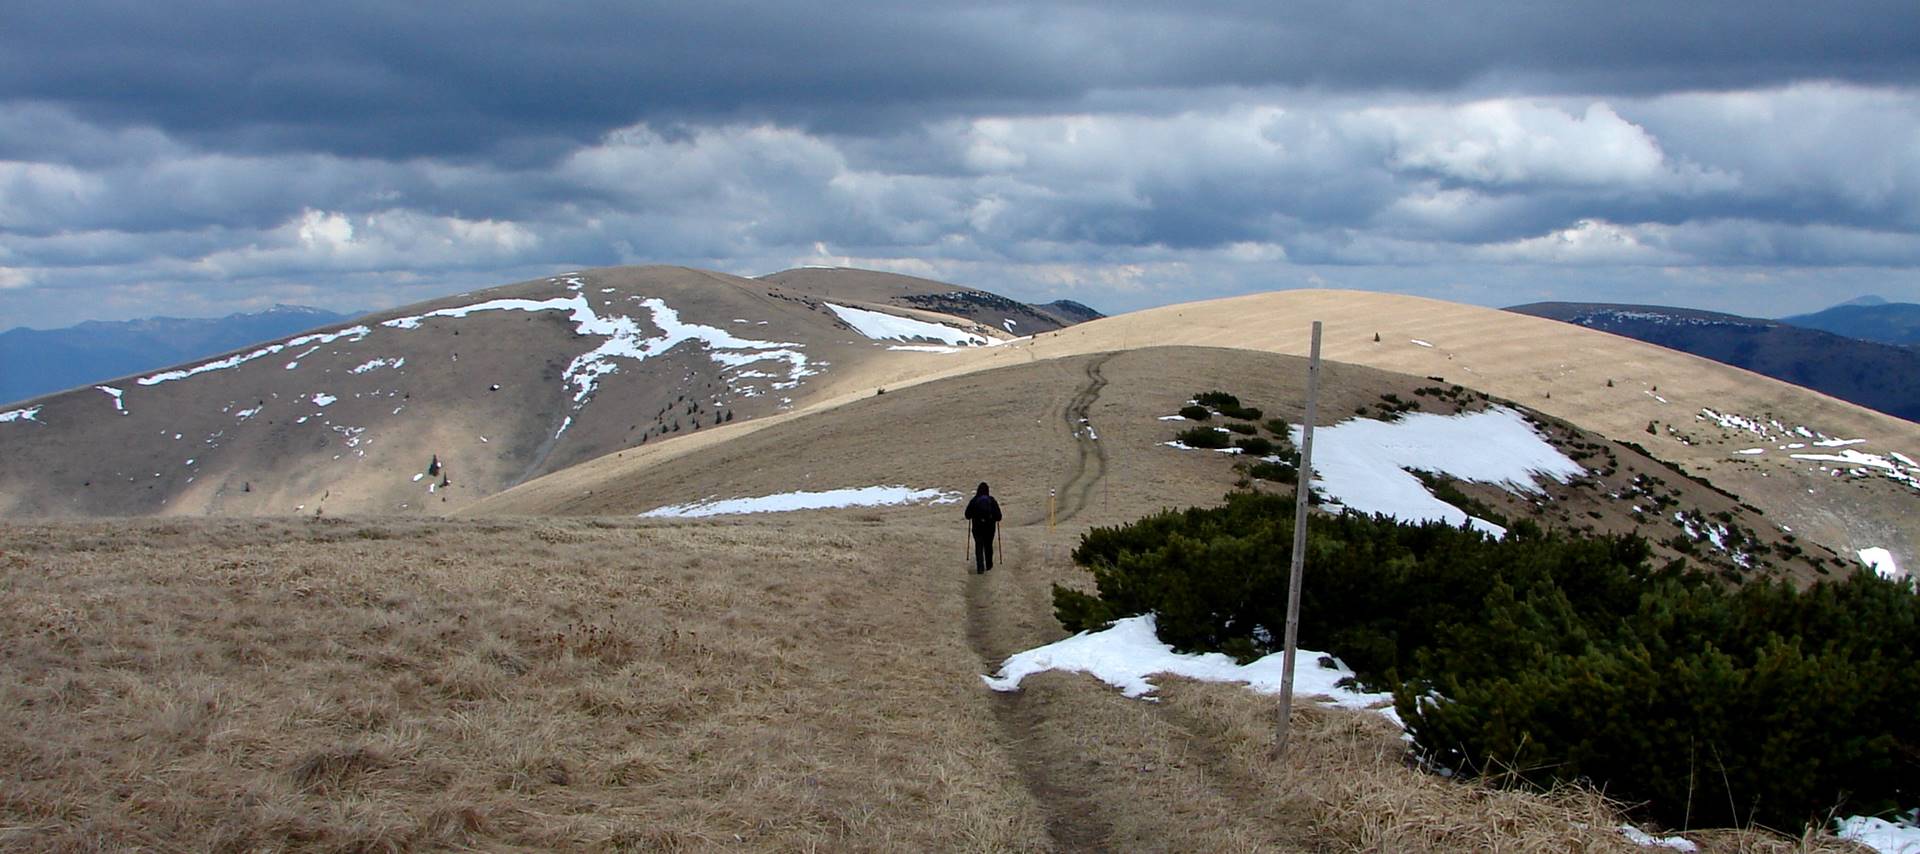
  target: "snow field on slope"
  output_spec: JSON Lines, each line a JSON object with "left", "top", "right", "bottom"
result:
{"left": 639, "top": 486, "right": 961, "bottom": 518}
{"left": 1300, "top": 406, "right": 1584, "bottom": 538}
{"left": 824, "top": 302, "right": 990, "bottom": 346}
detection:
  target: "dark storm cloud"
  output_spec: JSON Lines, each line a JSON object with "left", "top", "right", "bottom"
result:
{"left": 5, "top": 2, "right": 1920, "bottom": 330}
{"left": 4, "top": 0, "right": 1917, "bottom": 160}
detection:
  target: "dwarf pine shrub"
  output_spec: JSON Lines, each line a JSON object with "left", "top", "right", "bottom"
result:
{"left": 1179, "top": 404, "right": 1212, "bottom": 421}
{"left": 1174, "top": 426, "right": 1231, "bottom": 449}
{"left": 1247, "top": 460, "right": 1296, "bottom": 483}
{"left": 1192, "top": 391, "right": 1262, "bottom": 421}
{"left": 1053, "top": 491, "right": 1919, "bottom": 833}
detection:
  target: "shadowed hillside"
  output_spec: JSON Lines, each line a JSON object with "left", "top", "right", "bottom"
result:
{"left": 1782, "top": 301, "right": 1920, "bottom": 347}
{"left": 1509, "top": 301, "right": 1920, "bottom": 422}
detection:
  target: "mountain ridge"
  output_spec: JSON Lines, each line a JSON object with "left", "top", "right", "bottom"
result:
{"left": 0, "top": 304, "right": 357, "bottom": 406}
{"left": 0, "top": 265, "right": 1081, "bottom": 518}
{"left": 1508, "top": 301, "right": 1920, "bottom": 423}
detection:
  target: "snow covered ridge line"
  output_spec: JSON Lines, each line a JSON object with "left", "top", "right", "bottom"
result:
{"left": 640, "top": 486, "right": 961, "bottom": 518}
{"left": 379, "top": 288, "right": 819, "bottom": 441}
{"left": 824, "top": 302, "right": 991, "bottom": 346}
{"left": 105, "top": 278, "right": 818, "bottom": 438}
{"left": 137, "top": 325, "right": 373, "bottom": 386}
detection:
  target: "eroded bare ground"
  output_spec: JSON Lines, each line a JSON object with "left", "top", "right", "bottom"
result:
{"left": 0, "top": 513, "right": 1866, "bottom": 852}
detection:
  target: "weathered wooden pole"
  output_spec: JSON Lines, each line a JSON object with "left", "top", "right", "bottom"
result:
{"left": 1275, "top": 320, "right": 1323, "bottom": 760}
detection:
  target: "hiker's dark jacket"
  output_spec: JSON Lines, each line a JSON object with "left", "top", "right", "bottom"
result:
{"left": 964, "top": 494, "right": 1002, "bottom": 535}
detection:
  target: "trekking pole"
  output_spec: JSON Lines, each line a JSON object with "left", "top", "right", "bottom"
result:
{"left": 996, "top": 522, "right": 1002, "bottom": 569}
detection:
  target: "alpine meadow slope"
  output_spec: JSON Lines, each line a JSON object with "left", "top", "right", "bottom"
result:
{"left": 484, "top": 287, "right": 1920, "bottom": 580}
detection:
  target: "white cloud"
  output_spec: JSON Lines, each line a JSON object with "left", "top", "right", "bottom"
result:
{"left": 1477, "top": 219, "right": 1680, "bottom": 265}
{"left": 1364, "top": 100, "right": 1681, "bottom": 188}
{"left": 195, "top": 208, "right": 540, "bottom": 276}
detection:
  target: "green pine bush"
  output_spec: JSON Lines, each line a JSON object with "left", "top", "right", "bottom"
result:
{"left": 1052, "top": 491, "right": 1920, "bottom": 833}
{"left": 1234, "top": 436, "right": 1274, "bottom": 456}
{"left": 1174, "top": 426, "right": 1230, "bottom": 449}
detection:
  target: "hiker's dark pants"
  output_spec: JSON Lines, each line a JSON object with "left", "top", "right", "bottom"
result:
{"left": 973, "top": 524, "right": 995, "bottom": 572}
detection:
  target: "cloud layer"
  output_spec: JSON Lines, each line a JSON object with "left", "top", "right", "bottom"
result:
{"left": 2, "top": 2, "right": 1919, "bottom": 327}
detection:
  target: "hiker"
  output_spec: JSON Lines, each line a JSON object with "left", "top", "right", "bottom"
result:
{"left": 964, "top": 482, "right": 1002, "bottom": 574}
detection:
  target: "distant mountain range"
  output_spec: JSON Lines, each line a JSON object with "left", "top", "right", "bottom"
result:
{"left": 1781, "top": 298, "right": 1920, "bottom": 347}
{"left": 1507, "top": 301, "right": 1920, "bottom": 423}
{"left": 1, "top": 305, "right": 356, "bottom": 406}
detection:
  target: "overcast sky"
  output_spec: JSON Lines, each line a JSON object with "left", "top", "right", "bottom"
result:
{"left": 4, "top": 1, "right": 1919, "bottom": 329}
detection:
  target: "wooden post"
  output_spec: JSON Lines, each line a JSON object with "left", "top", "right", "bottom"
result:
{"left": 1275, "top": 321, "right": 1323, "bottom": 760}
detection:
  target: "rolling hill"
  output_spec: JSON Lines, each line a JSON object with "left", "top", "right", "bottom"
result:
{"left": 474, "top": 286, "right": 1918, "bottom": 582}
{"left": 0, "top": 266, "right": 1078, "bottom": 518}
{"left": 1507, "top": 301, "right": 1920, "bottom": 422}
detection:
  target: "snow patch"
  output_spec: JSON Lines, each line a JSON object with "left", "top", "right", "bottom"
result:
{"left": 350, "top": 357, "right": 405, "bottom": 374}
{"left": 1837, "top": 814, "right": 1920, "bottom": 854}
{"left": 1859, "top": 547, "right": 1905, "bottom": 581}
{"left": 824, "top": 302, "right": 990, "bottom": 346}
{"left": 1410, "top": 338, "right": 1434, "bottom": 348}
{"left": 640, "top": 485, "right": 961, "bottom": 518}
{"left": 311, "top": 393, "right": 337, "bottom": 407}
{"left": 982, "top": 614, "right": 1395, "bottom": 714}
{"left": 1790, "top": 449, "right": 1920, "bottom": 490}
{"left": 1619, "top": 825, "right": 1698, "bottom": 850}
{"left": 0, "top": 405, "right": 42, "bottom": 423}
{"left": 1305, "top": 407, "right": 1583, "bottom": 539}
{"left": 96, "top": 385, "right": 126, "bottom": 414}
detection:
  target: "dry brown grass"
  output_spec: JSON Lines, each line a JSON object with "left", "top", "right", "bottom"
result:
{"left": 0, "top": 514, "right": 1874, "bottom": 851}
{"left": 0, "top": 515, "right": 1044, "bottom": 851}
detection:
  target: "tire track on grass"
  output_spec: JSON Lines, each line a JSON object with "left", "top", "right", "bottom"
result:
{"left": 1048, "top": 353, "right": 1113, "bottom": 525}
{"left": 966, "top": 532, "right": 1113, "bottom": 851}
